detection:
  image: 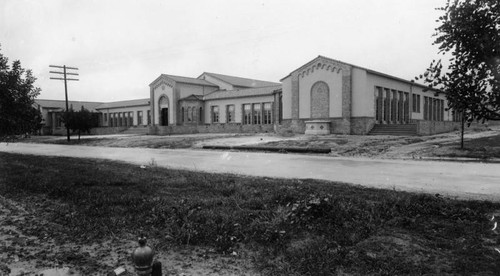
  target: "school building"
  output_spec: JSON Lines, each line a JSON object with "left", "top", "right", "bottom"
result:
{"left": 35, "top": 56, "right": 461, "bottom": 136}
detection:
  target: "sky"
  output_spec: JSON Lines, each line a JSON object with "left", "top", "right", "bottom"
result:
{"left": 0, "top": 0, "right": 448, "bottom": 102}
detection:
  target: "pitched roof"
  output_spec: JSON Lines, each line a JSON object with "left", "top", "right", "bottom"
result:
{"left": 200, "top": 72, "right": 280, "bottom": 88}
{"left": 35, "top": 99, "right": 103, "bottom": 112}
{"left": 162, "top": 74, "right": 218, "bottom": 86}
{"left": 179, "top": 94, "right": 204, "bottom": 101}
{"left": 95, "top": 98, "right": 150, "bottom": 110}
{"left": 203, "top": 85, "right": 281, "bottom": 101}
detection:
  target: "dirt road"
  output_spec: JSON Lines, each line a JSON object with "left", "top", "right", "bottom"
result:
{"left": 2, "top": 142, "right": 499, "bottom": 201}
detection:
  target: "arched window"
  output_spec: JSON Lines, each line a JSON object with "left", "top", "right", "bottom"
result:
{"left": 310, "top": 81, "right": 329, "bottom": 118}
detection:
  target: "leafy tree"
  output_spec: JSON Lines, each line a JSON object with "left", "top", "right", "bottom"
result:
{"left": 421, "top": 0, "right": 500, "bottom": 148}
{"left": 0, "top": 45, "right": 42, "bottom": 140}
{"left": 62, "top": 107, "right": 98, "bottom": 141}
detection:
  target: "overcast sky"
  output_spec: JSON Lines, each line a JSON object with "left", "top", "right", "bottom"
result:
{"left": 1, "top": 0, "right": 448, "bottom": 102}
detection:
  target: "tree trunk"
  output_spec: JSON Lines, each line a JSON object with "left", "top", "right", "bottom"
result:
{"left": 460, "top": 112, "right": 465, "bottom": 149}
{"left": 78, "top": 130, "right": 81, "bottom": 142}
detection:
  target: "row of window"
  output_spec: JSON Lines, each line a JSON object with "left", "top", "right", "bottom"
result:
{"left": 423, "top": 97, "right": 445, "bottom": 121}
{"left": 210, "top": 103, "right": 273, "bottom": 124}
{"left": 181, "top": 106, "right": 203, "bottom": 123}
{"left": 375, "top": 87, "right": 410, "bottom": 123}
{"left": 106, "top": 111, "right": 151, "bottom": 127}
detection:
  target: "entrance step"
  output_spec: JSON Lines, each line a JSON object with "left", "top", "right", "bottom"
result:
{"left": 369, "top": 124, "right": 417, "bottom": 136}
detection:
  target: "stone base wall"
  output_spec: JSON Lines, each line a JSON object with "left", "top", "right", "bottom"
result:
{"left": 330, "top": 118, "right": 350, "bottom": 135}
{"left": 150, "top": 123, "right": 274, "bottom": 135}
{"left": 351, "top": 117, "right": 376, "bottom": 135}
{"left": 276, "top": 119, "right": 306, "bottom": 134}
{"left": 277, "top": 117, "right": 373, "bottom": 135}
{"left": 90, "top": 127, "right": 129, "bottom": 135}
{"left": 416, "top": 120, "right": 460, "bottom": 135}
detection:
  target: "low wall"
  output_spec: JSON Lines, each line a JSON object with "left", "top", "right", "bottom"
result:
{"left": 351, "top": 117, "right": 376, "bottom": 135}
{"left": 276, "top": 120, "right": 306, "bottom": 135}
{"left": 416, "top": 121, "right": 460, "bottom": 135}
{"left": 151, "top": 123, "right": 274, "bottom": 135}
{"left": 90, "top": 127, "right": 128, "bottom": 135}
{"left": 277, "top": 118, "right": 372, "bottom": 135}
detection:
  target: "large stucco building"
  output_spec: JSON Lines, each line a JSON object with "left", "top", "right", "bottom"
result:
{"left": 36, "top": 55, "right": 460, "bottom": 136}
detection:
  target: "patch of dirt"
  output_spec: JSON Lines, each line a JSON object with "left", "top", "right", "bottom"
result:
{"left": 0, "top": 195, "right": 259, "bottom": 276}
{"left": 22, "top": 127, "right": 500, "bottom": 160}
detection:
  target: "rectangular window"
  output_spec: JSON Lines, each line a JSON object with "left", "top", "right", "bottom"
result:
{"left": 412, "top": 94, "right": 421, "bottom": 113}
{"left": 147, "top": 110, "right": 151, "bottom": 125}
{"left": 226, "top": 105, "right": 235, "bottom": 123}
{"left": 263, "top": 102, "right": 272, "bottom": 124}
{"left": 56, "top": 113, "right": 62, "bottom": 127}
{"left": 243, "top": 104, "right": 252, "bottom": 124}
{"left": 104, "top": 113, "right": 108, "bottom": 122}
{"left": 129, "top": 112, "right": 133, "bottom": 126}
{"left": 137, "top": 111, "right": 143, "bottom": 125}
{"left": 423, "top": 97, "right": 428, "bottom": 120}
{"left": 412, "top": 94, "right": 417, "bottom": 112}
{"left": 253, "top": 103, "right": 261, "bottom": 124}
{"left": 211, "top": 106, "right": 219, "bottom": 123}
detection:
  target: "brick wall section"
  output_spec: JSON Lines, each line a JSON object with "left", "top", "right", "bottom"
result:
{"left": 90, "top": 127, "right": 129, "bottom": 135}
{"left": 310, "top": 82, "right": 329, "bottom": 118}
{"left": 341, "top": 67, "right": 352, "bottom": 134}
{"left": 151, "top": 124, "right": 274, "bottom": 135}
{"left": 276, "top": 119, "right": 306, "bottom": 134}
{"left": 351, "top": 117, "right": 376, "bottom": 135}
{"left": 416, "top": 120, "right": 460, "bottom": 135}
{"left": 291, "top": 73, "right": 300, "bottom": 119}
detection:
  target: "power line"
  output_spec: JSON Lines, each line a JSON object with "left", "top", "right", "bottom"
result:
{"left": 49, "top": 65, "right": 79, "bottom": 142}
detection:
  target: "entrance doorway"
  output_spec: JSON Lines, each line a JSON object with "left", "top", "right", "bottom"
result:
{"left": 161, "top": 108, "right": 169, "bottom": 126}
{"left": 159, "top": 95, "right": 170, "bottom": 126}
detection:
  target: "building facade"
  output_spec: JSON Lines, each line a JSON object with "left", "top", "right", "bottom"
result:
{"left": 35, "top": 55, "right": 460, "bottom": 136}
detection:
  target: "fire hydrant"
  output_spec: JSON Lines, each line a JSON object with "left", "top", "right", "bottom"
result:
{"left": 131, "top": 235, "right": 162, "bottom": 276}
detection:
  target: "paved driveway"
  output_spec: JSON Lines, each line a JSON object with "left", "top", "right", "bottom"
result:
{"left": 1, "top": 142, "right": 499, "bottom": 201}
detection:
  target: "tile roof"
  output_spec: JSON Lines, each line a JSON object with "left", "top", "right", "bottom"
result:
{"left": 203, "top": 85, "right": 281, "bottom": 101}
{"left": 95, "top": 98, "right": 150, "bottom": 109}
{"left": 35, "top": 99, "right": 103, "bottom": 112}
{"left": 162, "top": 74, "right": 218, "bottom": 86}
{"left": 201, "top": 72, "right": 280, "bottom": 88}
{"left": 179, "top": 94, "right": 204, "bottom": 101}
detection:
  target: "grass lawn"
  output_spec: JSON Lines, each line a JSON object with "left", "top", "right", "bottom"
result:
{"left": 429, "top": 133, "right": 500, "bottom": 159}
{"left": 1, "top": 152, "right": 500, "bottom": 275}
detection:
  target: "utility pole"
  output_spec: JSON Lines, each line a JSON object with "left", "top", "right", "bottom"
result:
{"left": 49, "top": 65, "right": 79, "bottom": 142}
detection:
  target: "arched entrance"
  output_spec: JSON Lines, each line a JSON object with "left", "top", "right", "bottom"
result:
{"left": 159, "top": 96, "right": 169, "bottom": 126}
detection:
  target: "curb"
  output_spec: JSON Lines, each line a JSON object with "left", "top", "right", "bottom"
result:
{"left": 202, "top": 145, "right": 331, "bottom": 154}
{"left": 414, "top": 156, "right": 500, "bottom": 163}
